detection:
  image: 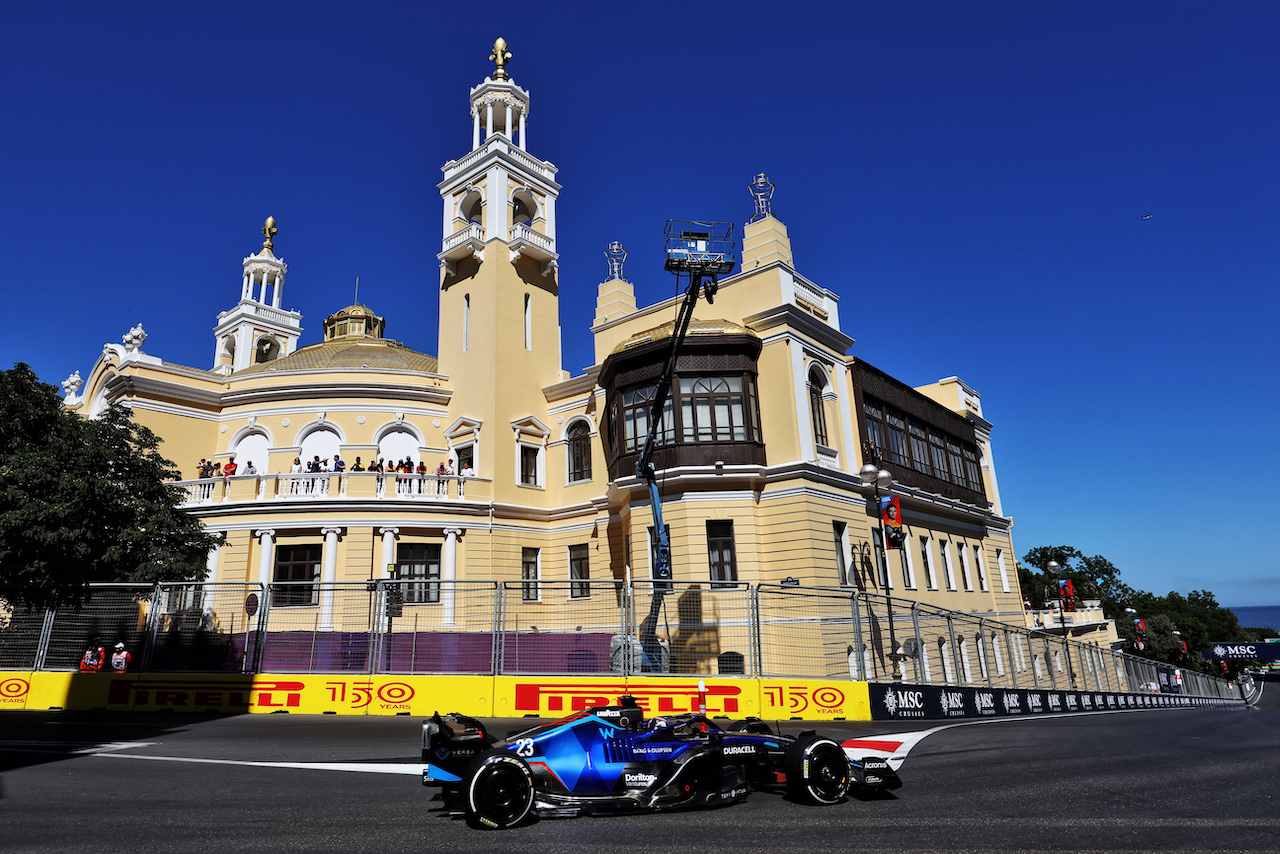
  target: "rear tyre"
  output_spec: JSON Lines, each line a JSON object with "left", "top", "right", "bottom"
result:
{"left": 727, "top": 717, "right": 772, "bottom": 734}
{"left": 463, "top": 750, "right": 534, "bottom": 829}
{"left": 784, "top": 735, "right": 849, "bottom": 805}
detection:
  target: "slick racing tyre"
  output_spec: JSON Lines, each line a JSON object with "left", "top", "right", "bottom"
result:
{"left": 462, "top": 750, "right": 535, "bottom": 829}
{"left": 728, "top": 717, "right": 772, "bottom": 734}
{"left": 784, "top": 734, "right": 850, "bottom": 805}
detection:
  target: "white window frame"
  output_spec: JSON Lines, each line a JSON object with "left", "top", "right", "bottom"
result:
{"left": 833, "top": 521, "right": 851, "bottom": 587}
{"left": 901, "top": 531, "right": 917, "bottom": 589}
{"left": 920, "top": 536, "right": 937, "bottom": 590}
{"left": 974, "top": 545, "right": 989, "bottom": 592}
{"left": 521, "top": 547, "right": 541, "bottom": 602}
{"left": 996, "top": 548, "right": 1010, "bottom": 593}
{"left": 940, "top": 540, "right": 956, "bottom": 591}
{"left": 959, "top": 544, "right": 974, "bottom": 591}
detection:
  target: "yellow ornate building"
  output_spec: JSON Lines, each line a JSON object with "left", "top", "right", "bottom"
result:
{"left": 64, "top": 44, "right": 1038, "bottom": 649}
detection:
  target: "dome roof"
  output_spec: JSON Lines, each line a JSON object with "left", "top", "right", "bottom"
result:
{"left": 611, "top": 319, "right": 757, "bottom": 355}
{"left": 236, "top": 338, "right": 438, "bottom": 375}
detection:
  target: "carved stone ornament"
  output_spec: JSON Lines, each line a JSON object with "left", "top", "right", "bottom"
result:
{"left": 61, "top": 371, "right": 83, "bottom": 396}
{"left": 122, "top": 324, "right": 147, "bottom": 352}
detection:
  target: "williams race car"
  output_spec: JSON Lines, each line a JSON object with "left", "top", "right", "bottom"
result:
{"left": 421, "top": 695, "right": 902, "bottom": 828}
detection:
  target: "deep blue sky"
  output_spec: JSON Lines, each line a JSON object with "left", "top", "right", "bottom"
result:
{"left": 3, "top": 2, "right": 1276, "bottom": 607}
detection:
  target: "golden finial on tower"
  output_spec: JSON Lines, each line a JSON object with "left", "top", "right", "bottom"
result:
{"left": 262, "top": 216, "right": 278, "bottom": 252}
{"left": 490, "top": 37, "right": 512, "bottom": 81}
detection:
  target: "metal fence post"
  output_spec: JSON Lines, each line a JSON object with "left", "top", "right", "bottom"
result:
{"left": 910, "top": 603, "right": 923, "bottom": 683}
{"left": 33, "top": 607, "right": 55, "bottom": 671}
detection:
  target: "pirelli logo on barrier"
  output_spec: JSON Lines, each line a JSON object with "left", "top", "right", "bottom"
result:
{"left": 512, "top": 681, "right": 741, "bottom": 715}
{"left": 106, "top": 678, "right": 304, "bottom": 711}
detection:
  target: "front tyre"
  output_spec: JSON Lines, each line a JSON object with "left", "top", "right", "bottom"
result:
{"left": 784, "top": 735, "right": 849, "bottom": 805}
{"left": 463, "top": 750, "right": 535, "bottom": 829}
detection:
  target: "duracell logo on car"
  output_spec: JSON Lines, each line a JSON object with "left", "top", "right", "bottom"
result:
{"left": 722, "top": 745, "right": 757, "bottom": 755}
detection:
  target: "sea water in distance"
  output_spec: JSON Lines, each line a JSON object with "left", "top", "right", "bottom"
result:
{"left": 1229, "top": 606, "right": 1280, "bottom": 632}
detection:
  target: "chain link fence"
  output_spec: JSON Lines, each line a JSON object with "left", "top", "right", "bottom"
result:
{"left": 0, "top": 582, "right": 1245, "bottom": 699}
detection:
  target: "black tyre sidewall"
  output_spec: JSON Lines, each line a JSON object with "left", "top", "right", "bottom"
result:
{"left": 463, "top": 750, "right": 535, "bottom": 829}
{"left": 784, "top": 735, "right": 849, "bottom": 805}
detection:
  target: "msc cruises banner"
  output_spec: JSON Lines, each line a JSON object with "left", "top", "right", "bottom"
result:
{"left": 1202, "top": 641, "right": 1280, "bottom": 660}
{"left": 866, "top": 682, "right": 1237, "bottom": 721}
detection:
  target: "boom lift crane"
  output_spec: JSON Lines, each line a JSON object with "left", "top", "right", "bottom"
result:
{"left": 635, "top": 221, "right": 736, "bottom": 671}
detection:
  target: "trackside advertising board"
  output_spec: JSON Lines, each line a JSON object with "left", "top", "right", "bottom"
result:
{"left": 0, "top": 672, "right": 1243, "bottom": 718}
{"left": 867, "top": 683, "right": 1243, "bottom": 721}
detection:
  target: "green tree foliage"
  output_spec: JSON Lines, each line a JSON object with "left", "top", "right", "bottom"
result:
{"left": 1021, "top": 544, "right": 1257, "bottom": 676}
{"left": 0, "top": 363, "right": 221, "bottom": 609}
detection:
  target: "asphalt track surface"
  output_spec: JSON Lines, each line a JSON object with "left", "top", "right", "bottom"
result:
{"left": 1, "top": 688, "right": 1275, "bottom": 854}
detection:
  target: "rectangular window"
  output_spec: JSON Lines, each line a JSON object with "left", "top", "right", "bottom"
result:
{"left": 397, "top": 543, "right": 442, "bottom": 603}
{"left": 833, "top": 521, "right": 850, "bottom": 586}
{"left": 623, "top": 386, "right": 674, "bottom": 453}
{"left": 958, "top": 543, "right": 973, "bottom": 591}
{"left": 706, "top": 520, "right": 737, "bottom": 586}
{"left": 908, "top": 420, "right": 931, "bottom": 475}
{"left": 568, "top": 544, "right": 590, "bottom": 598}
{"left": 863, "top": 400, "right": 885, "bottom": 457}
{"left": 963, "top": 446, "right": 983, "bottom": 492}
{"left": 884, "top": 409, "right": 909, "bottom": 466}
{"left": 872, "top": 530, "right": 890, "bottom": 589}
{"left": 996, "top": 548, "right": 1010, "bottom": 593}
{"left": 519, "top": 444, "right": 539, "bottom": 486}
{"left": 974, "top": 545, "right": 989, "bottom": 591}
{"left": 930, "top": 429, "right": 951, "bottom": 483}
{"left": 902, "top": 536, "right": 917, "bottom": 589}
{"left": 523, "top": 293, "right": 532, "bottom": 350}
{"left": 272, "top": 544, "right": 321, "bottom": 606}
{"left": 521, "top": 547, "right": 540, "bottom": 602}
{"left": 946, "top": 438, "right": 967, "bottom": 486}
{"left": 680, "top": 376, "right": 748, "bottom": 443}
{"left": 920, "top": 536, "right": 937, "bottom": 590}
{"left": 940, "top": 540, "right": 956, "bottom": 590}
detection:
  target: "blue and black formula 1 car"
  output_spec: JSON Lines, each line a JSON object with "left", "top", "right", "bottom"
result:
{"left": 421, "top": 696, "right": 902, "bottom": 828}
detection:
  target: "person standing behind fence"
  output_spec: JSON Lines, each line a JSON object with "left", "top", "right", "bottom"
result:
{"left": 79, "top": 638, "right": 106, "bottom": 673}
{"left": 110, "top": 642, "right": 132, "bottom": 672}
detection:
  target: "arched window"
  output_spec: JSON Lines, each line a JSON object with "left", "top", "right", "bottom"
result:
{"left": 255, "top": 336, "right": 281, "bottom": 364}
{"left": 232, "top": 430, "right": 270, "bottom": 474}
{"left": 299, "top": 426, "right": 341, "bottom": 469}
{"left": 566, "top": 421, "right": 592, "bottom": 483}
{"left": 460, "top": 191, "right": 482, "bottom": 225}
{"left": 377, "top": 426, "right": 420, "bottom": 469}
{"left": 808, "top": 366, "right": 829, "bottom": 447}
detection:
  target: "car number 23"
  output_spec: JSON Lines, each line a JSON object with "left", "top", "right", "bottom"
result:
{"left": 514, "top": 738, "right": 535, "bottom": 757}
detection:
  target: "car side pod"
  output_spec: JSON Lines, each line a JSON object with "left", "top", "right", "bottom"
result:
{"left": 784, "top": 734, "right": 850, "bottom": 805}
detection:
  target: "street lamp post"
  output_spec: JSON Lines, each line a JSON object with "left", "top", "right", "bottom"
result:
{"left": 860, "top": 456, "right": 900, "bottom": 680}
{"left": 1048, "top": 560, "right": 1077, "bottom": 690}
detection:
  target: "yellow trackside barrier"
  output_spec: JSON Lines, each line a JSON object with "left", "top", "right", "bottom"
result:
{"left": 1, "top": 670, "right": 875, "bottom": 720}
{"left": 491, "top": 676, "right": 762, "bottom": 720}
{"left": 758, "top": 678, "right": 871, "bottom": 721}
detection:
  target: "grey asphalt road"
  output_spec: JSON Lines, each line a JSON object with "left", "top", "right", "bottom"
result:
{"left": 1, "top": 690, "right": 1275, "bottom": 853}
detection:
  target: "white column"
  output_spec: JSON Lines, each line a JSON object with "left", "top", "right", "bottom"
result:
{"left": 485, "top": 102, "right": 493, "bottom": 139}
{"left": 485, "top": 165, "right": 503, "bottom": 242}
{"left": 519, "top": 109, "right": 526, "bottom": 149}
{"left": 319, "top": 526, "right": 342, "bottom": 631}
{"left": 442, "top": 527, "right": 461, "bottom": 627}
{"left": 791, "top": 342, "right": 815, "bottom": 462}
{"left": 255, "top": 529, "right": 276, "bottom": 587}
{"left": 202, "top": 544, "right": 221, "bottom": 622}
{"left": 273, "top": 272, "right": 282, "bottom": 308}
{"left": 242, "top": 273, "right": 251, "bottom": 300}
{"left": 834, "top": 362, "right": 858, "bottom": 474}
{"left": 379, "top": 527, "right": 399, "bottom": 578}
{"left": 504, "top": 103, "right": 512, "bottom": 138}
{"left": 543, "top": 194, "right": 556, "bottom": 243}
{"left": 472, "top": 111, "right": 480, "bottom": 149}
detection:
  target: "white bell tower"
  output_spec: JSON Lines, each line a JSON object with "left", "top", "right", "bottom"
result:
{"left": 212, "top": 216, "right": 303, "bottom": 374}
{"left": 437, "top": 37, "right": 561, "bottom": 278}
